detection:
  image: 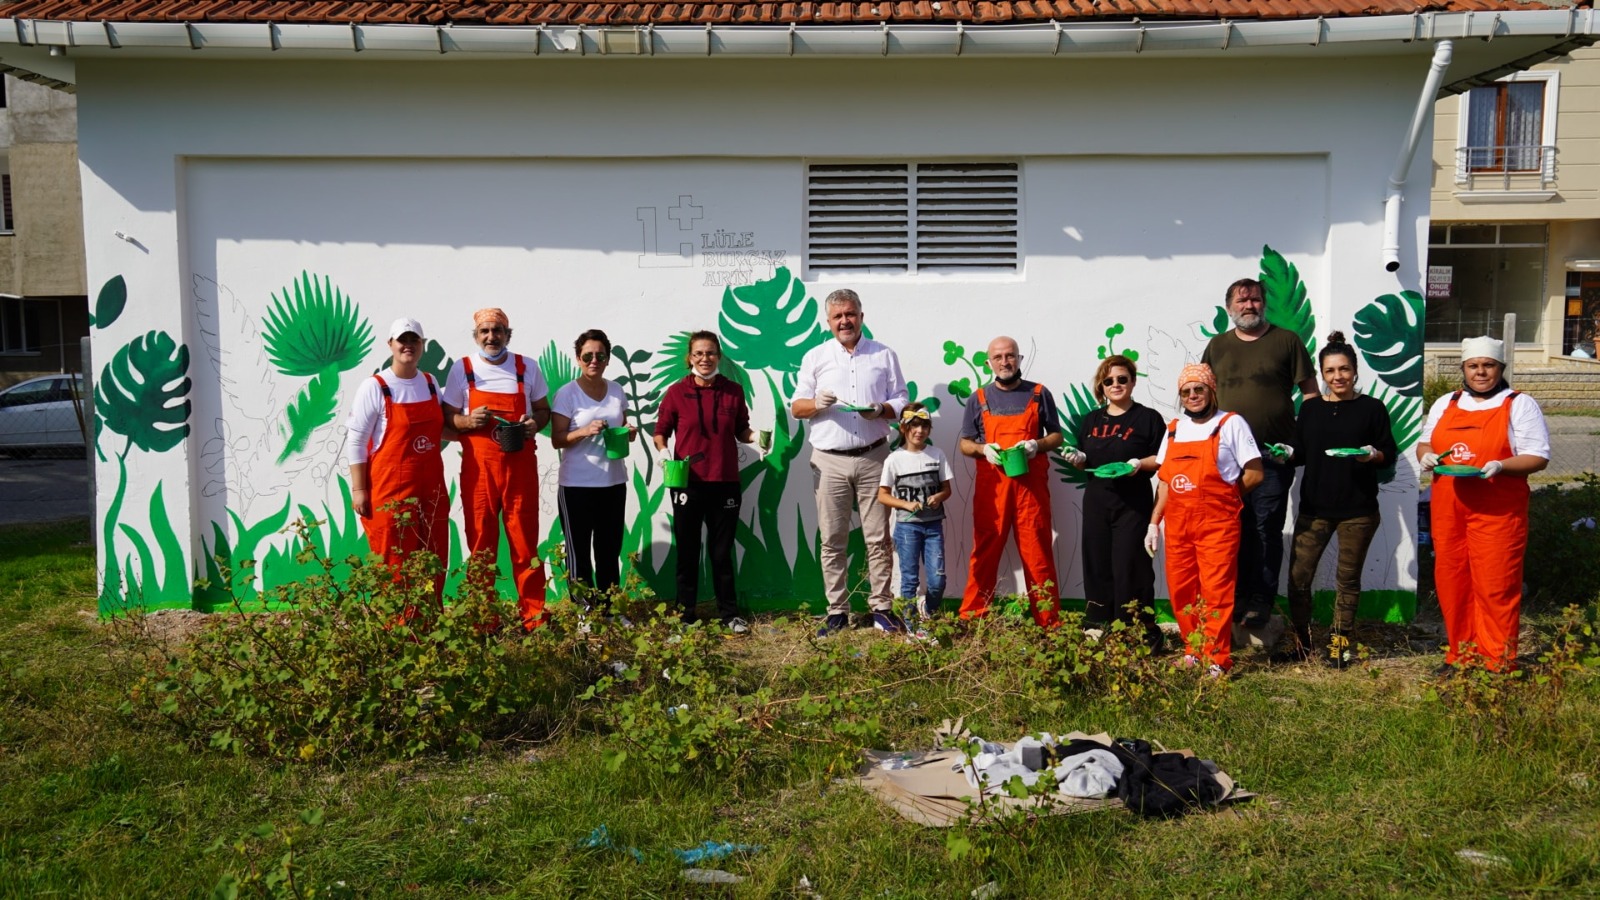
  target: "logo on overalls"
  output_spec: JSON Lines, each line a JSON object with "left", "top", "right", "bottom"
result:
{"left": 1171, "top": 474, "right": 1196, "bottom": 493}
{"left": 1448, "top": 442, "right": 1475, "bottom": 462}
{"left": 412, "top": 436, "right": 436, "bottom": 454}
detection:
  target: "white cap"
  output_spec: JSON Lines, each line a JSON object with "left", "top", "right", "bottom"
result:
{"left": 1460, "top": 335, "right": 1505, "bottom": 365}
{"left": 388, "top": 317, "right": 426, "bottom": 341}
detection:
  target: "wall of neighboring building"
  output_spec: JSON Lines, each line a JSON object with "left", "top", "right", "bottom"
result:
{"left": 74, "top": 54, "right": 1436, "bottom": 618}
{"left": 0, "top": 75, "right": 86, "bottom": 382}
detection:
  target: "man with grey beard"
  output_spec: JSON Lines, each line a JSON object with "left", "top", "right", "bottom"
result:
{"left": 1201, "top": 278, "right": 1317, "bottom": 636}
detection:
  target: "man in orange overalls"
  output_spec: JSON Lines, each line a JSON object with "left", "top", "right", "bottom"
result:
{"left": 1418, "top": 336, "right": 1550, "bottom": 672}
{"left": 957, "top": 336, "right": 1068, "bottom": 626}
{"left": 442, "top": 308, "right": 552, "bottom": 629}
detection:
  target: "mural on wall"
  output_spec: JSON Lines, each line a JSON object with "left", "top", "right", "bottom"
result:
{"left": 98, "top": 233, "right": 1426, "bottom": 622}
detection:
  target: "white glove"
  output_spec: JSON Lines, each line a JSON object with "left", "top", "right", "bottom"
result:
{"left": 1357, "top": 445, "right": 1378, "bottom": 463}
{"left": 1018, "top": 439, "right": 1041, "bottom": 459}
{"left": 1127, "top": 457, "right": 1143, "bottom": 473}
{"left": 1480, "top": 459, "right": 1504, "bottom": 479}
{"left": 1063, "top": 449, "right": 1087, "bottom": 468}
{"left": 983, "top": 443, "right": 1002, "bottom": 466}
{"left": 813, "top": 390, "right": 837, "bottom": 411}
{"left": 860, "top": 402, "right": 881, "bottom": 419}
{"left": 1419, "top": 451, "right": 1441, "bottom": 472}
{"left": 1143, "top": 524, "right": 1160, "bottom": 558}
{"left": 1269, "top": 443, "right": 1295, "bottom": 462}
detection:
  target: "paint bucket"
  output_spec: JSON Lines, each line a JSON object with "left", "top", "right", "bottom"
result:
{"left": 603, "top": 426, "right": 631, "bottom": 459}
{"left": 494, "top": 421, "right": 525, "bottom": 453}
{"left": 999, "top": 446, "right": 1030, "bottom": 478}
{"left": 663, "top": 458, "right": 691, "bottom": 488}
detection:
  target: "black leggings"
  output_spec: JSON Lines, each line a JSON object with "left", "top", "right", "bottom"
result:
{"left": 671, "top": 481, "right": 742, "bottom": 622}
{"left": 559, "top": 484, "right": 626, "bottom": 595}
{"left": 1082, "top": 484, "right": 1158, "bottom": 637}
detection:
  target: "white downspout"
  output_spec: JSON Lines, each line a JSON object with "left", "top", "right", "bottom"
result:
{"left": 1383, "top": 40, "right": 1452, "bottom": 273}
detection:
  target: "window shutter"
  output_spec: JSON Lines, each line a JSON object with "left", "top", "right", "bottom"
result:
{"left": 807, "top": 161, "right": 1018, "bottom": 275}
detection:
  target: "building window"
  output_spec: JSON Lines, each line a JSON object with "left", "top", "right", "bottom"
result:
{"left": 1, "top": 172, "right": 12, "bottom": 233}
{"left": 0, "top": 296, "right": 48, "bottom": 355}
{"left": 1425, "top": 224, "right": 1546, "bottom": 345}
{"left": 1455, "top": 71, "right": 1558, "bottom": 189}
{"left": 805, "top": 161, "right": 1019, "bottom": 276}
{"left": 1564, "top": 271, "right": 1600, "bottom": 358}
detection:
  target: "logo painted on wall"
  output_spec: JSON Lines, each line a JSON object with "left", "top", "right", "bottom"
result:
{"left": 636, "top": 195, "right": 700, "bottom": 268}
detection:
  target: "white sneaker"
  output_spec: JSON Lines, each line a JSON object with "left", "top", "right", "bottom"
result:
{"left": 723, "top": 617, "right": 750, "bottom": 635}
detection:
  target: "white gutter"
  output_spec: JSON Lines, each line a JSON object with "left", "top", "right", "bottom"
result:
{"left": 0, "top": 10, "right": 1591, "bottom": 62}
{"left": 1382, "top": 40, "right": 1452, "bottom": 273}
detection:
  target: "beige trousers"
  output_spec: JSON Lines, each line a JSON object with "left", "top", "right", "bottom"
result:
{"left": 810, "top": 443, "right": 894, "bottom": 615}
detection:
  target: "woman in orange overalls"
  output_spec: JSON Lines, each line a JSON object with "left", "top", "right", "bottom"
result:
{"left": 345, "top": 317, "right": 454, "bottom": 605}
{"left": 1417, "top": 336, "right": 1550, "bottom": 673}
{"left": 1149, "top": 363, "right": 1264, "bottom": 675}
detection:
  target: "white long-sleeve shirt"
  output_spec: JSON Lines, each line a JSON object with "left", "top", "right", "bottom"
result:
{"left": 793, "top": 337, "right": 908, "bottom": 451}
{"left": 342, "top": 372, "right": 439, "bottom": 465}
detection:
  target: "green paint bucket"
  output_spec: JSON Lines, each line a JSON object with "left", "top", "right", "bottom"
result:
{"left": 663, "top": 459, "right": 691, "bottom": 488}
{"left": 603, "top": 426, "right": 631, "bottom": 459}
{"left": 999, "top": 446, "right": 1030, "bottom": 478}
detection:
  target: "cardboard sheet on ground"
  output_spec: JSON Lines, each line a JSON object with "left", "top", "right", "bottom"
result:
{"left": 858, "top": 732, "right": 1252, "bottom": 826}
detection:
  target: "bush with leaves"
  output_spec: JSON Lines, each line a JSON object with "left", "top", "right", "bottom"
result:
{"left": 1525, "top": 473, "right": 1600, "bottom": 606}
{"left": 137, "top": 516, "right": 557, "bottom": 762}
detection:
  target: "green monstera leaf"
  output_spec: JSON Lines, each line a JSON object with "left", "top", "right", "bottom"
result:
{"left": 1352, "top": 291, "right": 1424, "bottom": 399}
{"left": 95, "top": 330, "right": 192, "bottom": 453}
{"left": 717, "top": 267, "right": 827, "bottom": 385}
{"left": 377, "top": 338, "right": 453, "bottom": 387}
{"left": 90, "top": 275, "right": 127, "bottom": 329}
{"left": 262, "top": 272, "right": 373, "bottom": 377}
{"left": 1260, "top": 245, "right": 1316, "bottom": 359}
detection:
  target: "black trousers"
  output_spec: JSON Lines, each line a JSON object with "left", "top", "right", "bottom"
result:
{"left": 671, "top": 481, "right": 742, "bottom": 622}
{"left": 1082, "top": 484, "right": 1159, "bottom": 642}
{"left": 559, "top": 484, "right": 626, "bottom": 595}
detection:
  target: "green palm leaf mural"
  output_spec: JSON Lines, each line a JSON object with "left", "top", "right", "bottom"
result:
{"left": 1260, "top": 245, "right": 1317, "bottom": 359}
{"left": 717, "top": 266, "right": 828, "bottom": 395}
{"left": 1353, "top": 291, "right": 1424, "bottom": 398}
{"left": 94, "top": 328, "right": 193, "bottom": 613}
{"left": 262, "top": 272, "right": 373, "bottom": 462}
{"left": 1051, "top": 383, "right": 1100, "bottom": 488}
{"left": 538, "top": 339, "right": 580, "bottom": 436}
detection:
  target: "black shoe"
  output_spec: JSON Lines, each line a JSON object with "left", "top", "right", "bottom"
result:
{"left": 1269, "top": 645, "right": 1312, "bottom": 664}
{"left": 871, "top": 611, "right": 908, "bottom": 633}
{"left": 817, "top": 613, "right": 849, "bottom": 637}
{"left": 1239, "top": 607, "right": 1271, "bottom": 629}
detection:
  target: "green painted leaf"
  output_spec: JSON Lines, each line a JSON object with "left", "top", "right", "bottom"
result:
{"left": 1352, "top": 290, "right": 1424, "bottom": 399}
{"left": 1200, "top": 306, "right": 1229, "bottom": 339}
{"left": 538, "top": 340, "right": 580, "bottom": 433}
{"left": 262, "top": 272, "right": 373, "bottom": 377}
{"left": 93, "top": 275, "right": 127, "bottom": 329}
{"left": 717, "top": 266, "right": 827, "bottom": 375}
{"left": 942, "top": 340, "right": 965, "bottom": 366}
{"left": 96, "top": 330, "right": 192, "bottom": 453}
{"left": 949, "top": 377, "right": 972, "bottom": 402}
{"left": 1369, "top": 381, "right": 1421, "bottom": 484}
{"left": 277, "top": 368, "right": 340, "bottom": 463}
{"left": 1260, "top": 245, "right": 1316, "bottom": 358}
{"left": 1052, "top": 383, "right": 1100, "bottom": 488}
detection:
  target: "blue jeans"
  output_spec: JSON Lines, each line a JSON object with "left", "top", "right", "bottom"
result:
{"left": 893, "top": 520, "right": 946, "bottom": 602}
{"left": 1236, "top": 459, "right": 1292, "bottom": 621}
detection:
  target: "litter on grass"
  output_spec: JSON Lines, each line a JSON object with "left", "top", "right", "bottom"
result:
{"left": 576, "top": 824, "right": 643, "bottom": 862}
{"left": 682, "top": 869, "right": 745, "bottom": 884}
{"left": 673, "top": 841, "right": 763, "bottom": 864}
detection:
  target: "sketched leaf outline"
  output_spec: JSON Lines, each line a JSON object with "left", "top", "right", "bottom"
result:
{"left": 95, "top": 329, "right": 192, "bottom": 453}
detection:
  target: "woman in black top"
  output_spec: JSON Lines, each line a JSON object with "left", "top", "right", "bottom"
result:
{"left": 1283, "top": 331, "right": 1397, "bottom": 667}
{"left": 1069, "top": 354, "right": 1166, "bottom": 649}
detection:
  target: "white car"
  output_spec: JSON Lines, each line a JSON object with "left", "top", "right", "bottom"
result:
{"left": 0, "top": 375, "right": 88, "bottom": 457}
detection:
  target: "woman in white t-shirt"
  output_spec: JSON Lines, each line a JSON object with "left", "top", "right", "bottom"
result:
{"left": 550, "top": 329, "right": 636, "bottom": 596}
{"left": 1149, "top": 362, "right": 1263, "bottom": 676}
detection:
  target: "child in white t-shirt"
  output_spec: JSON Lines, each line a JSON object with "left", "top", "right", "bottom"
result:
{"left": 877, "top": 404, "right": 954, "bottom": 619}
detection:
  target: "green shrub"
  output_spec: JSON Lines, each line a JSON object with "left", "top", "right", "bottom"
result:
{"left": 136, "top": 517, "right": 562, "bottom": 762}
{"left": 1525, "top": 473, "right": 1600, "bottom": 606}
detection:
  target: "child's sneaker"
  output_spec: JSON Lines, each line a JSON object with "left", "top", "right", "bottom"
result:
{"left": 916, "top": 596, "right": 940, "bottom": 619}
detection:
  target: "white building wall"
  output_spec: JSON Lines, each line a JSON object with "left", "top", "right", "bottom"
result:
{"left": 76, "top": 54, "right": 1434, "bottom": 616}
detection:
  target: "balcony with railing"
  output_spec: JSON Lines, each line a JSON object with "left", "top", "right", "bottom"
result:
{"left": 1453, "top": 144, "right": 1558, "bottom": 196}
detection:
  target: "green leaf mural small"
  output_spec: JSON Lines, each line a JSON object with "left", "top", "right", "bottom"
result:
{"left": 95, "top": 330, "right": 192, "bottom": 455}
{"left": 939, "top": 340, "right": 992, "bottom": 407}
{"left": 1353, "top": 290, "right": 1424, "bottom": 399}
{"left": 1260, "top": 245, "right": 1317, "bottom": 359}
{"left": 1051, "top": 383, "right": 1100, "bottom": 488}
{"left": 1199, "top": 305, "right": 1230, "bottom": 340}
{"left": 1368, "top": 381, "right": 1422, "bottom": 485}
{"left": 1094, "top": 323, "right": 1140, "bottom": 366}
{"left": 90, "top": 275, "right": 127, "bottom": 329}
{"left": 262, "top": 272, "right": 374, "bottom": 462}
{"left": 538, "top": 339, "right": 580, "bottom": 436}
{"left": 717, "top": 267, "right": 828, "bottom": 395}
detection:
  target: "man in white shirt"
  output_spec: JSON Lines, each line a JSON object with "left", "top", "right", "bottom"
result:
{"left": 441, "top": 308, "right": 552, "bottom": 628}
{"left": 792, "top": 289, "right": 909, "bottom": 635}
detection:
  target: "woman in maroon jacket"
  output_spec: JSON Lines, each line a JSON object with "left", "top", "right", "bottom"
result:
{"left": 654, "top": 331, "right": 756, "bottom": 631}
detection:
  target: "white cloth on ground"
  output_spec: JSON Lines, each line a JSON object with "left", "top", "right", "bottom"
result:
{"left": 1053, "top": 749, "right": 1125, "bottom": 799}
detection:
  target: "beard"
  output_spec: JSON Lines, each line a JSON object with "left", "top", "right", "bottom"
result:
{"left": 1231, "top": 310, "right": 1264, "bottom": 331}
{"left": 994, "top": 370, "right": 1022, "bottom": 386}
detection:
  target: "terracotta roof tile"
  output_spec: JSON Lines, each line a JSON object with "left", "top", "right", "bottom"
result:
{"left": 0, "top": 0, "right": 1561, "bottom": 26}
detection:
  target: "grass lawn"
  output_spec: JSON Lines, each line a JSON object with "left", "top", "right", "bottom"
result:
{"left": 3, "top": 532, "right": 1599, "bottom": 898}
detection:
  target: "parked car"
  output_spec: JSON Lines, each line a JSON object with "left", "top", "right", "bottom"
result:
{"left": 0, "top": 375, "right": 88, "bottom": 458}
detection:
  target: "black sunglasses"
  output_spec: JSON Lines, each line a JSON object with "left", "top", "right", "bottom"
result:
{"left": 1101, "top": 375, "right": 1132, "bottom": 387}
{"left": 581, "top": 351, "right": 610, "bottom": 364}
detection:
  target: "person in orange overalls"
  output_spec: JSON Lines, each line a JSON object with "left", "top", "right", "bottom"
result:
{"left": 957, "top": 336, "right": 1067, "bottom": 626}
{"left": 344, "top": 317, "right": 454, "bottom": 606}
{"left": 1148, "top": 363, "right": 1264, "bottom": 675}
{"left": 1418, "top": 336, "right": 1550, "bottom": 673}
{"left": 442, "top": 308, "right": 552, "bottom": 629}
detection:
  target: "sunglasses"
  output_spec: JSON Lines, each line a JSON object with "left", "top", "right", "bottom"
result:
{"left": 581, "top": 351, "right": 610, "bottom": 364}
{"left": 1179, "top": 386, "right": 1210, "bottom": 397}
{"left": 900, "top": 410, "right": 932, "bottom": 425}
{"left": 1101, "top": 375, "right": 1132, "bottom": 387}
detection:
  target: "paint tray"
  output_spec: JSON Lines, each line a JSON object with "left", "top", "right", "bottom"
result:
{"left": 1090, "top": 461, "right": 1137, "bottom": 479}
{"left": 1324, "top": 447, "right": 1368, "bottom": 458}
{"left": 838, "top": 403, "right": 876, "bottom": 413}
{"left": 1433, "top": 464, "right": 1484, "bottom": 477}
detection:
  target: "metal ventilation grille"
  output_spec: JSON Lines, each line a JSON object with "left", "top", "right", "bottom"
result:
{"left": 806, "top": 162, "right": 1019, "bottom": 275}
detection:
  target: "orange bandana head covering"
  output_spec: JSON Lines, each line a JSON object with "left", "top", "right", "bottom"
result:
{"left": 473, "top": 307, "right": 510, "bottom": 330}
{"left": 1178, "top": 362, "right": 1217, "bottom": 394}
